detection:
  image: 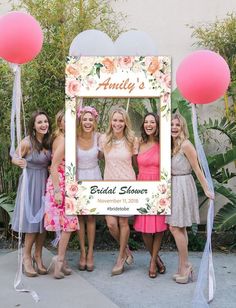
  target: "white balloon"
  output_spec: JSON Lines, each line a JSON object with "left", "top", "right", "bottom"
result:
{"left": 114, "top": 30, "right": 157, "bottom": 56}
{"left": 69, "top": 29, "right": 115, "bottom": 56}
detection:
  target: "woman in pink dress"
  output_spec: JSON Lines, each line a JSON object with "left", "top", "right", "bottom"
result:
{"left": 99, "top": 108, "right": 138, "bottom": 276}
{"left": 44, "top": 110, "right": 79, "bottom": 279}
{"left": 134, "top": 113, "right": 167, "bottom": 278}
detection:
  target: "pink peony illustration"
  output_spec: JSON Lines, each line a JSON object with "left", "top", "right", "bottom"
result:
{"left": 118, "top": 56, "right": 135, "bottom": 69}
{"left": 66, "top": 64, "right": 80, "bottom": 77}
{"left": 102, "top": 58, "right": 117, "bottom": 73}
{"left": 67, "top": 182, "right": 79, "bottom": 198}
{"left": 66, "top": 79, "right": 80, "bottom": 97}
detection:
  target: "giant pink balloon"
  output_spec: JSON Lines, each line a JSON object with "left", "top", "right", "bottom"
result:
{"left": 0, "top": 11, "right": 43, "bottom": 64}
{"left": 176, "top": 50, "right": 230, "bottom": 104}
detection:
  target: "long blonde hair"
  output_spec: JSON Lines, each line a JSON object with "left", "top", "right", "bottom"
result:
{"left": 172, "top": 113, "right": 189, "bottom": 155}
{"left": 52, "top": 109, "right": 64, "bottom": 141}
{"left": 104, "top": 108, "right": 135, "bottom": 152}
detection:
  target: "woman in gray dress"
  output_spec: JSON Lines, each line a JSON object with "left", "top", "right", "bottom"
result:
{"left": 167, "top": 113, "right": 214, "bottom": 284}
{"left": 12, "top": 110, "right": 51, "bottom": 277}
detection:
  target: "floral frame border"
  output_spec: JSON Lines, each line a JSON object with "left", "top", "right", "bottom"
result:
{"left": 65, "top": 56, "right": 171, "bottom": 215}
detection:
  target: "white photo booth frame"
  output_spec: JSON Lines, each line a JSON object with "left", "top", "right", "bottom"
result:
{"left": 65, "top": 56, "right": 171, "bottom": 215}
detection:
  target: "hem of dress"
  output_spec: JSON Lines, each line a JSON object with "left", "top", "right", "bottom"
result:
{"left": 134, "top": 226, "right": 168, "bottom": 233}
{"left": 45, "top": 227, "right": 79, "bottom": 232}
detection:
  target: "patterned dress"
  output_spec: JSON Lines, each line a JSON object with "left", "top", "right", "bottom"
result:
{"left": 44, "top": 159, "right": 79, "bottom": 232}
{"left": 166, "top": 148, "right": 200, "bottom": 227}
{"left": 134, "top": 143, "right": 167, "bottom": 233}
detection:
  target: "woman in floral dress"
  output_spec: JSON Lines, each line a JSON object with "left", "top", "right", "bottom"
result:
{"left": 44, "top": 110, "right": 79, "bottom": 279}
{"left": 134, "top": 113, "right": 167, "bottom": 278}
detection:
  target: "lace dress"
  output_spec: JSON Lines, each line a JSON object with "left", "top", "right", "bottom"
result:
{"left": 99, "top": 135, "right": 137, "bottom": 181}
{"left": 166, "top": 149, "right": 200, "bottom": 227}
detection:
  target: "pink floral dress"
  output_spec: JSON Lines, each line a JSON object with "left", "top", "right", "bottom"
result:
{"left": 44, "top": 159, "right": 79, "bottom": 232}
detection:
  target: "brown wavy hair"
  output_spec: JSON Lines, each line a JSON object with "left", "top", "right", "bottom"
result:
{"left": 140, "top": 112, "right": 159, "bottom": 143}
{"left": 28, "top": 110, "right": 52, "bottom": 152}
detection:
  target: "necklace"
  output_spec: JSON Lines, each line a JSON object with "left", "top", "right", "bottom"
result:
{"left": 112, "top": 136, "right": 125, "bottom": 145}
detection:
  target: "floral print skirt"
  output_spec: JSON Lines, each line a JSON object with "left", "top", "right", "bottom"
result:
{"left": 44, "top": 163, "right": 79, "bottom": 232}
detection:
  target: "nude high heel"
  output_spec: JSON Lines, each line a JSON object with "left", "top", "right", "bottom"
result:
{"left": 62, "top": 260, "right": 72, "bottom": 276}
{"left": 23, "top": 258, "right": 38, "bottom": 277}
{"left": 173, "top": 263, "right": 192, "bottom": 280}
{"left": 175, "top": 266, "right": 194, "bottom": 284}
{"left": 172, "top": 273, "right": 180, "bottom": 280}
{"left": 125, "top": 246, "right": 134, "bottom": 265}
{"left": 111, "top": 258, "right": 126, "bottom": 276}
{"left": 48, "top": 256, "right": 65, "bottom": 279}
{"left": 32, "top": 256, "right": 47, "bottom": 275}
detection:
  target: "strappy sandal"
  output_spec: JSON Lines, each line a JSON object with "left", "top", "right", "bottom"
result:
{"left": 156, "top": 255, "right": 166, "bottom": 274}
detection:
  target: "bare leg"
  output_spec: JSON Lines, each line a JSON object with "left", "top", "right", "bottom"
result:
{"left": 77, "top": 216, "right": 86, "bottom": 268}
{"left": 34, "top": 232, "right": 46, "bottom": 257}
{"left": 51, "top": 231, "right": 72, "bottom": 279}
{"left": 142, "top": 233, "right": 154, "bottom": 256}
{"left": 106, "top": 216, "right": 119, "bottom": 242}
{"left": 24, "top": 233, "right": 36, "bottom": 259}
{"left": 58, "top": 231, "right": 71, "bottom": 261}
{"left": 24, "top": 233, "right": 37, "bottom": 275}
{"left": 86, "top": 215, "right": 96, "bottom": 269}
{"left": 152, "top": 233, "right": 163, "bottom": 260}
{"left": 117, "top": 217, "right": 130, "bottom": 263}
{"left": 184, "top": 228, "right": 188, "bottom": 246}
{"left": 34, "top": 232, "right": 47, "bottom": 272}
{"left": 170, "top": 226, "right": 189, "bottom": 275}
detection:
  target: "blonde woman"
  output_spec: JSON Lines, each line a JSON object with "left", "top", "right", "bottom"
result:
{"left": 99, "top": 108, "right": 138, "bottom": 275}
{"left": 44, "top": 110, "right": 79, "bottom": 279}
{"left": 76, "top": 106, "right": 102, "bottom": 272}
{"left": 167, "top": 113, "right": 214, "bottom": 283}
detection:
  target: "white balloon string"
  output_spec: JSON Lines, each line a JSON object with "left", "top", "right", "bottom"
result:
{"left": 9, "top": 63, "right": 40, "bottom": 302}
{"left": 191, "top": 104, "right": 216, "bottom": 307}
{"left": 10, "top": 64, "right": 22, "bottom": 157}
{"left": 21, "top": 98, "right": 27, "bottom": 137}
{"left": 14, "top": 168, "right": 40, "bottom": 302}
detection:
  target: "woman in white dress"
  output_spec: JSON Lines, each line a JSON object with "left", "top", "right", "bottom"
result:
{"left": 76, "top": 106, "right": 102, "bottom": 271}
